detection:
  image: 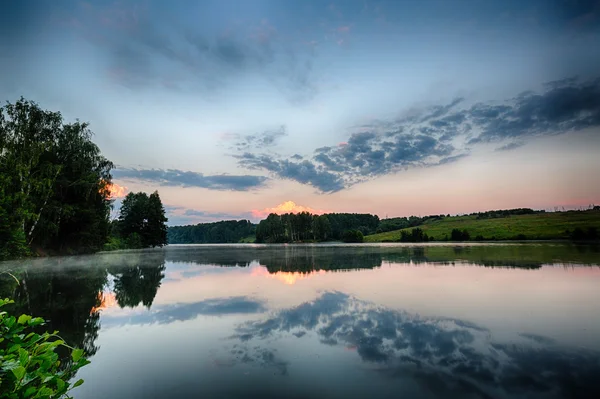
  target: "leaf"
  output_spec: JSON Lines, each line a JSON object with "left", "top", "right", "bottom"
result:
{"left": 24, "top": 386, "right": 37, "bottom": 398}
{"left": 71, "top": 348, "right": 84, "bottom": 362}
{"left": 1, "top": 359, "right": 20, "bottom": 372}
{"left": 17, "top": 314, "right": 32, "bottom": 325}
{"left": 33, "top": 386, "right": 54, "bottom": 398}
{"left": 72, "top": 379, "right": 84, "bottom": 388}
{"left": 12, "top": 365, "right": 26, "bottom": 380}
{"left": 56, "top": 377, "right": 65, "bottom": 392}
{"left": 19, "top": 347, "right": 29, "bottom": 365}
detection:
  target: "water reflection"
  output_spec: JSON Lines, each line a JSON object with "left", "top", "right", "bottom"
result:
{"left": 231, "top": 292, "right": 600, "bottom": 399}
{"left": 164, "top": 243, "right": 600, "bottom": 271}
{"left": 0, "top": 244, "right": 599, "bottom": 399}
{"left": 103, "top": 297, "right": 267, "bottom": 326}
{"left": 0, "top": 251, "right": 167, "bottom": 374}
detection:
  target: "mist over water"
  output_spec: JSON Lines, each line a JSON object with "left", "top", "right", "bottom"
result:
{"left": 1, "top": 243, "right": 599, "bottom": 399}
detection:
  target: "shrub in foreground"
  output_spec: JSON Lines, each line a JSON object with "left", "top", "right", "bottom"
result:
{"left": 0, "top": 298, "right": 90, "bottom": 398}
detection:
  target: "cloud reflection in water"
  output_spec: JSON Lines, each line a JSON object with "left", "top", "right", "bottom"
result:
{"left": 230, "top": 292, "right": 600, "bottom": 399}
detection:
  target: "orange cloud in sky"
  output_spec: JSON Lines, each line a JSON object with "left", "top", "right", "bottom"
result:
{"left": 107, "top": 183, "right": 128, "bottom": 199}
{"left": 251, "top": 201, "right": 327, "bottom": 218}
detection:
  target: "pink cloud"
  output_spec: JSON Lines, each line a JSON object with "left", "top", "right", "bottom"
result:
{"left": 251, "top": 201, "right": 328, "bottom": 218}
{"left": 337, "top": 26, "right": 350, "bottom": 33}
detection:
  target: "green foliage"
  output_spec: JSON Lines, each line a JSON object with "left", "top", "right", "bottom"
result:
{"left": 450, "top": 229, "right": 470, "bottom": 241}
{"left": 0, "top": 298, "right": 90, "bottom": 398}
{"left": 0, "top": 98, "right": 114, "bottom": 260}
{"left": 366, "top": 209, "right": 600, "bottom": 242}
{"left": 341, "top": 229, "right": 364, "bottom": 243}
{"left": 569, "top": 227, "right": 598, "bottom": 241}
{"left": 168, "top": 220, "right": 256, "bottom": 244}
{"left": 115, "top": 191, "right": 168, "bottom": 249}
{"left": 102, "top": 236, "right": 125, "bottom": 251}
{"left": 256, "top": 212, "right": 378, "bottom": 243}
{"left": 398, "top": 228, "right": 430, "bottom": 242}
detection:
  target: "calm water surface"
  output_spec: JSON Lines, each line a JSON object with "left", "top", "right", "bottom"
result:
{"left": 1, "top": 243, "right": 600, "bottom": 399}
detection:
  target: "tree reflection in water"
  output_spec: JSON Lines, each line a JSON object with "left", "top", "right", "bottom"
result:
{"left": 0, "top": 252, "right": 166, "bottom": 372}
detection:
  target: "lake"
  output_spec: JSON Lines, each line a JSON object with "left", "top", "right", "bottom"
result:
{"left": 1, "top": 243, "right": 600, "bottom": 399}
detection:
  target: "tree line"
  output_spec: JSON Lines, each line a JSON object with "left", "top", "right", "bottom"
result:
{"left": 255, "top": 212, "right": 379, "bottom": 243}
{"left": 167, "top": 220, "right": 255, "bottom": 244}
{"left": 0, "top": 98, "right": 168, "bottom": 260}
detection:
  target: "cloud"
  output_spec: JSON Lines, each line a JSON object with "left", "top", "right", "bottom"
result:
{"left": 113, "top": 168, "right": 268, "bottom": 191}
{"left": 251, "top": 201, "right": 327, "bottom": 218}
{"left": 70, "top": 2, "right": 319, "bottom": 103}
{"left": 235, "top": 76, "right": 600, "bottom": 193}
{"left": 233, "top": 126, "right": 287, "bottom": 151}
{"left": 495, "top": 141, "right": 525, "bottom": 152}
{"left": 237, "top": 153, "right": 345, "bottom": 193}
{"left": 107, "top": 182, "right": 128, "bottom": 199}
{"left": 470, "top": 77, "right": 600, "bottom": 143}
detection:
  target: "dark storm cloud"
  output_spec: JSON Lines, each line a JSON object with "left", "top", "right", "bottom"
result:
{"left": 234, "top": 126, "right": 287, "bottom": 151}
{"left": 229, "top": 292, "right": 600, "bottom": 398}
{"left": 234, "top": 76, "right": 600, "bottom": 193}
{"left": 113, "top": 167, "right": 268, "bottom": 191}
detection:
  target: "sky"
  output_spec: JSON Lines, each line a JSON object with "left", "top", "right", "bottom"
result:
{"left": 2, "top": 0, "right": 600, "bottom": 225}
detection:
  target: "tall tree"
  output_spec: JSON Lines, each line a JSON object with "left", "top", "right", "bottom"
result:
{"left": 118, "top": 192, "right": 149, "bottom": 248}
{"left": 0, "top": 98, "right": 114, "bottom": 259}
{"left": 145, "top": 191, "right": 168, "bottom": 247}
{"left": 117, "top": 191, "right": 168, "bottom": 248}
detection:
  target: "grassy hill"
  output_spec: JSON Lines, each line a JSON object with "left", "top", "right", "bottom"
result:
{"left": 365, "top": 210, "right": 600, "bottom": 242}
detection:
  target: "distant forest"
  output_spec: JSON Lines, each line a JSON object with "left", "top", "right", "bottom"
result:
{"left": 167, "top": 207, "right": 579, "bottom": 244}
{"left": 168, "top": 220, "right": 256, "bottom": 244}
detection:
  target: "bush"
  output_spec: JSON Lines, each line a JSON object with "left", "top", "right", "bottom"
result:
{"left": 570, "top": 227, "right": 598, "bottom": 241}
{"left": 0, "top": 298, "right": 90, "bottom": 398}
{"left": 450, "top": 229, "right": 470, "bottom": 241}
{"left": 102, "top": 236, "right": 125, "bottom": 251}
{"left": 126, "top": 233, "right": 143, "bottom": 249}
{"left": 398, "top": 228, "right": 429, "bottom": 242}
{"left": 342, "top": 230, "right": 364, "bottom": 243}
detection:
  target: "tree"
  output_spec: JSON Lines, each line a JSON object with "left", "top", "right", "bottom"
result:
{"left": 116, "top": 191, "right": 168, "bottom": 248}
{"left": 118, "top": 192, "right": 149, "bottom": 244}
{"left": 145, "top": 191, "right": 168, "bottom": 247}
{"left": 312, "top": 215, "right": 332, "bottom": 241}
{"left": 342, "top": 229, "right": 364, "bottom": 243}
{"left": 451, "top": 229, "right": 470, "bottom": 241}
{"left": 0, "top": 98, "right": 114, "bottom": 259}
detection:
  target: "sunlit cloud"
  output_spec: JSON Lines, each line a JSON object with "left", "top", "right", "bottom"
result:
{"left": 107, "top": 182, "right": 128, "bottom": 199}
{"left": 251, "top": 200, "right": 327, "bottom": 218}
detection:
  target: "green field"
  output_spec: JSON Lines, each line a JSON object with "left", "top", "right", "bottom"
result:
{"left": 365, "top": 210, "right": 600, "bottom": 242}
